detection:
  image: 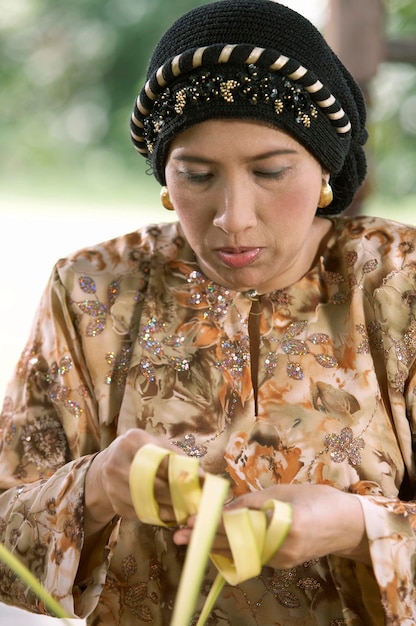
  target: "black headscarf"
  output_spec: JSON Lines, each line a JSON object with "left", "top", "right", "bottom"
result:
{"left": 131, "top": 0, "right": 368, "bottom": 215}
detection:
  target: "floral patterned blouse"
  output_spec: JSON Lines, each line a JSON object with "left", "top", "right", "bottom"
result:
{"left": 0, "top": 215, "right": 416, "bottom": 626}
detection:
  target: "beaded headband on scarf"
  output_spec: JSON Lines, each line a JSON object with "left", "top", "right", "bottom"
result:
{"left": 130, "top": 0, "right": 368, "bottom": 215}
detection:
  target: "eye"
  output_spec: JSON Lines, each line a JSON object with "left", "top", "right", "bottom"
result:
{"left": 179, "top": 170, "right": 213, "bottom": 184}
{"left": 254, "top": 169, "right": 286, "bottom": 180}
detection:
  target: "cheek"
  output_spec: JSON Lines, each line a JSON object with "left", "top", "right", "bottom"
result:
{"left": 281, "top": 176, "right": 321, "bottom": 218}
{"left": 273, "top": 190, "right": 316, "bottom": 224}
{"left": 165, "top": 176, "right": 211, "bottom": 237}
{"left": 165, "top": 175, "right": 197, "bottom": 213}
{"left": 173, "top": 206, "right": 209, "bottom": 245}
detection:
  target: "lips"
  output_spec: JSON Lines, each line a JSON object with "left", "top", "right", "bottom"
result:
{"left": 215, "top": 247, "right": 263, "bottom": 268}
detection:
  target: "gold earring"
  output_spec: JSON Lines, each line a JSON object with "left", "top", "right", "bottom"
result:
{"left": 318, "top": 180, "right": 333, "bottom": 209}
{"left": 160, "top": 186, "right": 174, "bottom": 211}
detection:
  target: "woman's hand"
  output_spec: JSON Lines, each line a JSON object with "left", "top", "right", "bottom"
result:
{"left": 84, "top": 429, "right": 179, "bottom": 533}
{"left": 173, "top": 484, "right": 371, "bottom": 568}
{"left": 78, "top": 430, "right": 184, "bottom": 584}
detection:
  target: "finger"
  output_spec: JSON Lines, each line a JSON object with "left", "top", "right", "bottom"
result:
{"left": 158, "top": 504, "right": 177, "bottom": 525}
{"left": 155, "top": 454, "right": 170, "bottom": 481}
{"left": 174, "top": 525, "right": 232, "bottom": 559}
{"left": 173, "top": 526, "right": 192, "bottom": 545}
{"left": 154, "top": 475, "right": 173, "bottom": 504}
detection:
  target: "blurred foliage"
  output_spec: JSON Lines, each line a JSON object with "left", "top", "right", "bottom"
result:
{"left": 0, "top": 0, "right": 213, "bottom": 200}
{"left": 0, "top": 0, "right": 415, "bottom": 202}
{"left": 369, "top": 0, "right": 416, "bottom": 198}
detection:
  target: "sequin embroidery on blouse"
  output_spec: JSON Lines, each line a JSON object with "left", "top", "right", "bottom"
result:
{"left": 75, "top": 275, "right": 121, "bottom": 337}
{"left": 263, "top": 320, "right": 338, "bottom": 380}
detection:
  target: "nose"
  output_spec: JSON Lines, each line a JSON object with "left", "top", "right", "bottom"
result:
{"left": 212, "top": 178, "right": 257, "bottom": 234}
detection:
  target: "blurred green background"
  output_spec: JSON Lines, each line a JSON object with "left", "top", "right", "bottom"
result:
{"left": 1, "top": 0, "right": 219, "bottom": 206}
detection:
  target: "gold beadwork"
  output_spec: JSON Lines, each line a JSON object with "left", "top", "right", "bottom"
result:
{"left": 174, "top": 89, "right": 187, "bottom": 114}
{"left": 131, "top": 43, "right": 354, "bottom": 160}
{"left": 160, "top": 186, "right": 175, "bottom": 210}
{"left": 317, "top": 180, "right": 333, "bottom": 208}
{"left": 274, "top": 99, "right": 284, "bottom": 114}
{"left": 220, "top": 79, "right": 239, "bottom": 102}
{"left": 142, "top": 65, "right": 320, "bottom": 152}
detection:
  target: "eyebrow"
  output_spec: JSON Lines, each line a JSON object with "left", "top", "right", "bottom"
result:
{"left": 172, "top": 149, "right": 298, "bottom": 164}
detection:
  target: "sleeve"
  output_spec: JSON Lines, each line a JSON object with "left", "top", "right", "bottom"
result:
{"left": 0, "top": 265, "right": 121, "bottom": 619}
{"left": 356, "top": 489, "right": 416, "bottom": 622}
{"left": 354, "top": 259, "right": 416, "bottom": 622}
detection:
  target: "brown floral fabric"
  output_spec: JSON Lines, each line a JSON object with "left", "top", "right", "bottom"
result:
{"left": 0, "top": 215, "right": 416, "bottom": 625}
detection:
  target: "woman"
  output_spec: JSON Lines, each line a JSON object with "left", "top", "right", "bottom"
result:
{"left": 0, "top": 0, "right": 415, "bottom": 624}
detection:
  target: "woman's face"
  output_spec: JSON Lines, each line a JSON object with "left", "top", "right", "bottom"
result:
{"left": 165, "top": 119, "right": 330, "bottom": 293}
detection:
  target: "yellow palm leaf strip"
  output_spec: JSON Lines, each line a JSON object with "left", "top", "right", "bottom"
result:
{"left": 195, "top": 572, "right": 226, "bottom": 626}
{"left": 170, "top": 472, "right": 230, "bottom": 626}
{"left": 168, "top": 452, "right": 202, "bottom": 523}
{"left": 209, "top": 508, "right": 266, "bottom": 585}
{"left": 0, "top": 543, "right": 71, "bottom": 624}
{"left": 129, "top": 443, "right": 173, "bottom": 526}
{"left": 129, "top": 444, "right": 293, "bottom": 626}
{"left": 261, "top": 499, "right": 293, "bottom": 563}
